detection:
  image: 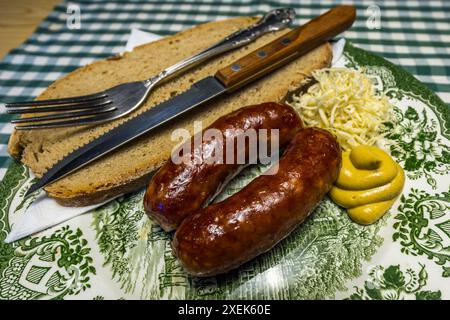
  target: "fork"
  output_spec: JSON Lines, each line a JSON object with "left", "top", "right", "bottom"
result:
{"left": 5, "top": 8, "right": 294, "bottom": 130}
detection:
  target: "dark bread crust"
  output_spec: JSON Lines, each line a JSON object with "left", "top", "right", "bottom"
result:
{"left": 53, "top": 172, "right": 153, "bottom": 206}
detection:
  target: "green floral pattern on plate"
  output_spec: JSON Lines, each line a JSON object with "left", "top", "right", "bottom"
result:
{"left": 0, "top": 226, "right": 95, "bottom": 300}
{"left": 346, "top": 264, "right": 441, "bottom": 300}
{"left": 0, "top": 162, "right": 96, "bottom": 300}
{"left": 393, "top": 188, "right": 450, "bottom": 277}
{"left": 0, "top": 41, "right": 449, "bottom": 299}
{"left": 384, "top": 106, "right": 450, "bottom": 188}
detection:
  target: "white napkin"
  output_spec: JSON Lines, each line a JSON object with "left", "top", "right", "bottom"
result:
{"left": 5, "top": 31, "right": 346, "bottom": 243}
{"left": 125, "top": 29, "right": 162, "bottom": 52}
{"left": 5, "top": 190, "right": 109, "bottom": 243}
{"left": 331, "top": 38, "right": 346, "bottom": 66}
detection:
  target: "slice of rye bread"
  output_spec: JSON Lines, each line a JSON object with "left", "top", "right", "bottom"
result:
{"left": 8, "top": 17, "right": 332, "bottom": 206}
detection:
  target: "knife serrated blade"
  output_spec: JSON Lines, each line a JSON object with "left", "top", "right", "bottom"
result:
{"left": 25, "top": 76, "right": 226, "bottom": 196}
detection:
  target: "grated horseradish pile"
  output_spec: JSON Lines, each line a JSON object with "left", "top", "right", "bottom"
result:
{"left": 289, "top": 68, "right": 392, "bottom": 150}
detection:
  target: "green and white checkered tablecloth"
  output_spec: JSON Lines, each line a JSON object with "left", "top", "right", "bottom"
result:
{"left": 1, "top": 0, "right": 449, "bottom": 178}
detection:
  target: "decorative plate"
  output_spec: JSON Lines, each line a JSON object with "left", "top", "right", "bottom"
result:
{"left": 1, "top": 41, "right": 449, "bottom": 300}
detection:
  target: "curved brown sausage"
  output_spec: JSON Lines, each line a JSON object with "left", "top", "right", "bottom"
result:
{"left": 172, "top": 127, "right": 341, "bottom": 277}
{"left": 144, "top": 102, "right": 303, "bottom": 231}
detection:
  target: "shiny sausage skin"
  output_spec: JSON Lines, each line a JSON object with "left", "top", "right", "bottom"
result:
{"left": 144, "top": 103, "right": 303, "bottom": 231}
{"left": 172, "top": 128, "right": 341, "bottom": 277}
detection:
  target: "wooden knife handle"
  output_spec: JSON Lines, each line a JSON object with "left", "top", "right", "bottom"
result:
{"left": 215, "top": 5, "right": 356, "bottom": 91}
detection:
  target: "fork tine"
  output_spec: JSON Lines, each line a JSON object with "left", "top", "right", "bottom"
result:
{"left": 12, "top": 106, "right": 116, "bottom": 124}
{"left": 6, "top": 99, "right": 113, "bottom": 114}
{"left": 14, "top": 113, "right": 117, "bottom": 130}
{"left": 5, "top": 92, "right": 107, "bottom": 108}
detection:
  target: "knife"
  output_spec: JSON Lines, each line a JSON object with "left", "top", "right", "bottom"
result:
{"left": 26, "top": 5, "right": 356, "bottom": 196}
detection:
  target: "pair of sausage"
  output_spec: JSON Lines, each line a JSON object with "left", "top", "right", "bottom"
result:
{"left": 144, "top": 102, "right": 341, "bottom": 277}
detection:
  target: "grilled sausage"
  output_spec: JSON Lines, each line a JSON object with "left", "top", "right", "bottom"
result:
{"left": 144, "top": 102, "right": 303, "bottom": 231}
{"left": 172, "top": 127, "right": 341, "bottom": 277}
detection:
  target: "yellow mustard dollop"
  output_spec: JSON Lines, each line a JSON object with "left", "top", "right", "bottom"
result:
{"left": 329, "top": 145, "right": 405, "bottom": 225}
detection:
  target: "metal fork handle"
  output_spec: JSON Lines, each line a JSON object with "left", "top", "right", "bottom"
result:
{"left": 145, "top": 7, "right": 295, "bottom": 87}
